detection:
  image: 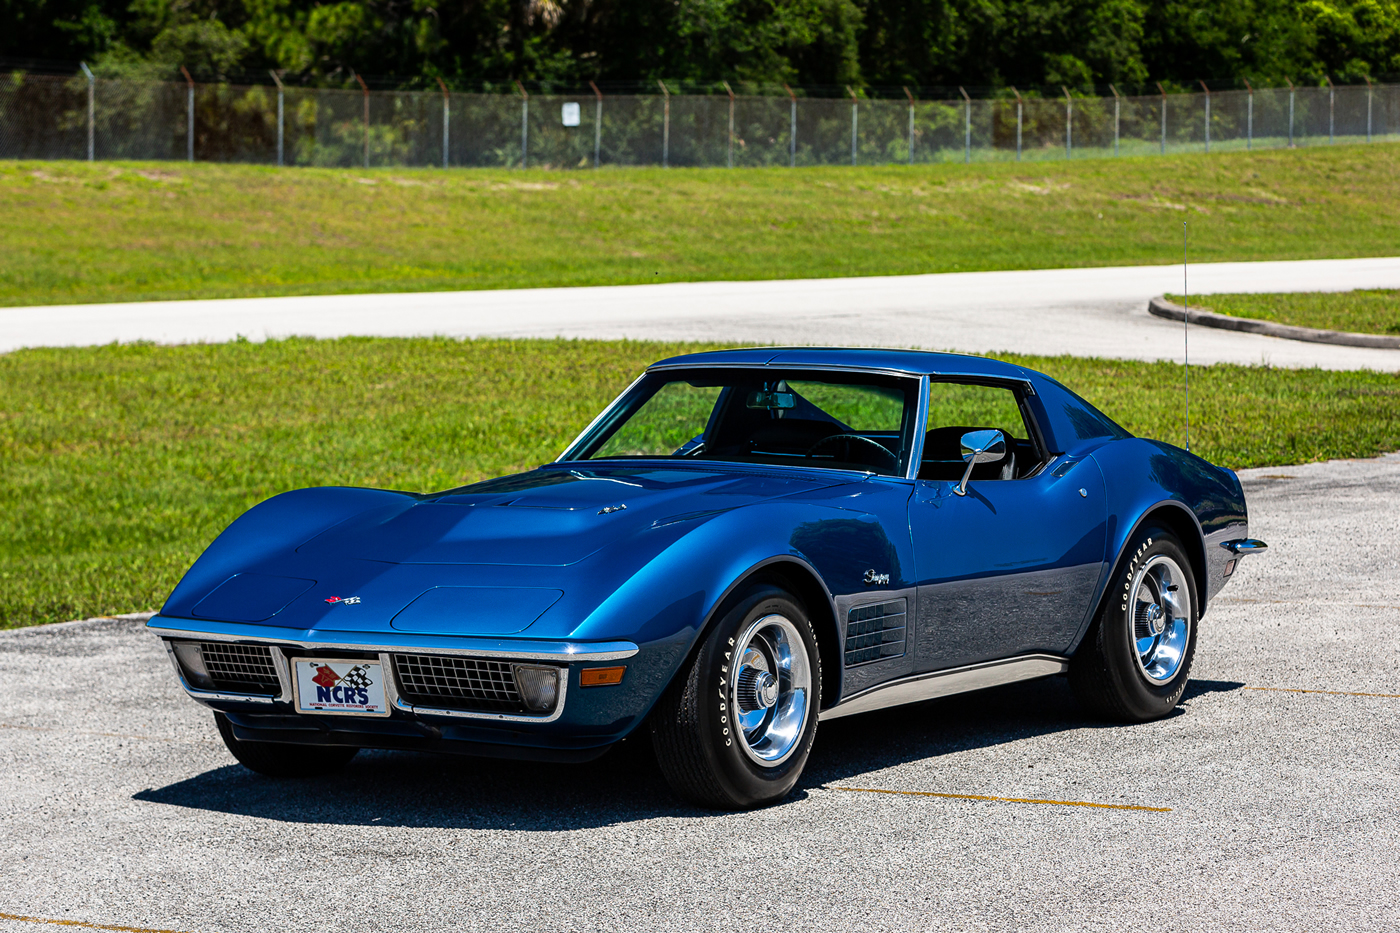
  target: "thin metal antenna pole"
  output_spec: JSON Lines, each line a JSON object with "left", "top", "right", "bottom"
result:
{"left": 435, "top": 76, "right": 449, "bottom": 168}
{"left": 270, "top": 70, "right": 285, "bottom": 166}
{"left": 79, "top": 62, "right": 94, "bottom": 161}
{"left": 590, "top": 81, "right": 603, "bottom": 168}
{"left": 1183, "top": 221, "right": 1190, "bottom": 453}
{"left": 959, "top": 86, "right": 971, "bottom": 163}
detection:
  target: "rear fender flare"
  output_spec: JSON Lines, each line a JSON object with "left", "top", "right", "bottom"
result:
{"left": 1067, "top": 499, "right": 1206, "bottom": 657}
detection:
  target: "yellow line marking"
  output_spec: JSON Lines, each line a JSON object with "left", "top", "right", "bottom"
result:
{"left": 1243, "top": 686, "right": 1400, "bottom": 699}
{"left": 830, "top": 786, "right": 1170, "bottom": 812}
{"left": 0, "top": 912, "right": 191, "bottom": 933}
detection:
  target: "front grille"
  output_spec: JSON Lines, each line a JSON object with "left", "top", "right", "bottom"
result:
{"left": 845, "top": 599, "right": 908, "bottom": 666}
{"left": 392, "top": 654, "right": 525, "bottom": 713}
{"left": 201, "top": 642, "right": 281, "bottom": 695}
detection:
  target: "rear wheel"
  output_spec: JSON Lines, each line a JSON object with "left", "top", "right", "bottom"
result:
{"left": 1070, "top": 528, "right": 1198, "bottom": 723}
{"left": 651, "top": 584, "right": 821, "bottom": 809}
{"left": 214, "top": 712, "right": 359, "bottom": 777}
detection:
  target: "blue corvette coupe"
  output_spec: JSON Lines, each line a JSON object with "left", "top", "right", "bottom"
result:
{"left": 150, "top": 347, "right": 1265, "bottom": 809}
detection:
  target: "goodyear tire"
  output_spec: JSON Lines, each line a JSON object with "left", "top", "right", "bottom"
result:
{"left": 1070, "top": 527, "right": 1199, "bottom": 723}
{"left": 651, "top": 584, "right": 821, "bottom": 809}
{"left": 214, "top": 712, "right": 359, "bottom": 777}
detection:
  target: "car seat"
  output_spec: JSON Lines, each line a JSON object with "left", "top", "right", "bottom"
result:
{"left": 919, "top": 426, "right": 1017, "bottom": 482}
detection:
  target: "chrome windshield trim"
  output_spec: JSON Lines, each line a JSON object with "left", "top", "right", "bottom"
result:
{"left": 819, "top": 653, "right": 1070, "bottom": 721}
{"left": 645, "top": 360, "right": 933, "bottom": 379}
{"left": 556, "top": 363, "right": 926, "bottom": 475}
{"left": 148, "top": 616, "right": 640, "bottom": 662}
{"left": 556, "top": 370, "right": 648, "bottom": 462}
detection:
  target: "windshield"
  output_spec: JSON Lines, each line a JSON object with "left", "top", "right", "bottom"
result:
{"left": 564, "top": 368, "right": 920, "bottom": 476}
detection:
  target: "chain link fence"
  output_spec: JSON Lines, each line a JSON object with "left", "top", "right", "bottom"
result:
{"left": 3, "top": 72, "right": 1397, "bottom": 168}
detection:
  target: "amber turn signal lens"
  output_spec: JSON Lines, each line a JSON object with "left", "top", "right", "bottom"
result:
{"left": 580, "top": 666, "right": 626, "bottom": 687}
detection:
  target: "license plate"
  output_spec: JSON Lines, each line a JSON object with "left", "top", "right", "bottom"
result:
{"left": 293, "top": 658, "right": 390, "bottom": 717}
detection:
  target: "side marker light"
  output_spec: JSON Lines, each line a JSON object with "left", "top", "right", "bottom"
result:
{"left": 580, "top": 666, "right": 626, "bottom": 687}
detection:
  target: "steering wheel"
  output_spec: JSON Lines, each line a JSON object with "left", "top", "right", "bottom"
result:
{"left": 805, "top": 434, "right": 899, "bottom": 472}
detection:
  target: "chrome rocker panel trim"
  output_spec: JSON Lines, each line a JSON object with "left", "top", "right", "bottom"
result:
{"left": 147, "top": 614, "right": 641, "bottom": 662}
{"left": 819, "top": 653, "right": 1070, "bottom": 721}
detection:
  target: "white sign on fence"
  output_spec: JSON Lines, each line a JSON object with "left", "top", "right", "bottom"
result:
{"left": 561, "top": 102, "right": 581, "bottom": 127}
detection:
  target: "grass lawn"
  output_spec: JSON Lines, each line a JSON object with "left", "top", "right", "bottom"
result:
{"left": 3, "top": 144, "right": 1400, "bottom": 307}
{"left": 1166, "top": 289, "right": 1400, "bottom": 336}
{"left": 3, "top": 337, "right": 1398, "bottom": 628}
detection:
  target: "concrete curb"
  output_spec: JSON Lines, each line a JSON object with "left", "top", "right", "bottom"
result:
{"left": 1148, "top": 296, "right": 1400, "bottom": 349}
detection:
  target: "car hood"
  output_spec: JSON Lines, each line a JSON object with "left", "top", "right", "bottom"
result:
{"left": 163, "top": 464, "right": 860, "bottom": 636}
{"left": 296, "top": 465, "right": 848, "bottom": 567}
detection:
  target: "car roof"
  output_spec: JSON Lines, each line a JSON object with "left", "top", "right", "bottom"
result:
{"left": 649, "top": 347, "right": 1035, "bottom": 380}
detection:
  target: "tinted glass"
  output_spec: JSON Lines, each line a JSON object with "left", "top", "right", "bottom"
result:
{"left": 919, "top": 381, "right": 1038, "bottom": 481}
{"left": 925, "top": 382, "right": 1027, "bottom": 438}
{"left": 572, "top": 369, "right": 918, "bottom": 476}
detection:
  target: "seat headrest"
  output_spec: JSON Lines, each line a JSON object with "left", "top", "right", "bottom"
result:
{"left": 923, "top": 426, "right": 1008, "bottom": 463}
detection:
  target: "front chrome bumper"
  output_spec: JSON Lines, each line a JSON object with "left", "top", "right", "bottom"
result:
{"left": 149, "top": 614, "right": 639, "bottom": 726}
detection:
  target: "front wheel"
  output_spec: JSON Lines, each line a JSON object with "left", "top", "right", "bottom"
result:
{"left": 651, "top": 584, "right": 821, "bottom": 809}
{"left": 1070, "top": 528, "right": 1198, "bottom": 723}
{"left": 214, "top": 712, "right": 359, "bottom": 777}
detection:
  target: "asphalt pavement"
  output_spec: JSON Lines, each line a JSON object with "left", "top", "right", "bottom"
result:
{"left": 2, "top": 453, "right": 1398, "bottom": 932}
{"left": 5, "top": 257, "right": 1400, "bottom": 370}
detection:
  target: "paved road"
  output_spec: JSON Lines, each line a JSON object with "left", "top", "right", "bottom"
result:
{"left": 2, "top": 454, "right": 1398, "bottom": 932}
{"left": 4, "top": 257, "right": 1400, "bottom": 370}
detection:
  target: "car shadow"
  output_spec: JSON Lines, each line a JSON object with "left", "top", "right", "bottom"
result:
{"left": 133, "top": 677, "right": 1246, "bottom": 829}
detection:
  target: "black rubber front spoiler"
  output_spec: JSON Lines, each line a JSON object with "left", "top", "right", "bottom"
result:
{"left": 223, "top": 711, "right": 614, "bottom": 764}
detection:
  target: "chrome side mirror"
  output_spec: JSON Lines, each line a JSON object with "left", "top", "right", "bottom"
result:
{"left": 954, "top": 429, "right": 1006, "bottom": 497}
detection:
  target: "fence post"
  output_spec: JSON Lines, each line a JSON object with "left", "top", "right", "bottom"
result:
{"left": 1286, "top": 77, "right": 1294, "bottom": 146}
{"left": 79, "top": 62, "right": 94, "bottom": 161}
{"left": 180, "top": 66, "right": 195, "bottom": 162}
{"left": 1365, "top": 76, "right": 1373, "bottom": 142}
{"left": 590, "top": 80, "right": 603, "bottom": 168}
{"left": 1325, "top": 76, "right": 1334, "bottom": 143}
{"left": 960, "top": 86, "right": 971, "bottom": 163}
{"left": 1011, "top": 87, "right": 1022, "bottom": 161}
{"left": 1109, "top": 84, "right": 1120, "bottom": 156}
{"left": 658, "top": 79, "right": 670, "bottom": 167}
{"left": 784, "top": 83, "right": 797, "bottom": 167}
{"left": 435, "top": 77, "right": 449, "bottom": 168}
{"left": 1157, "top": 82, "right": 1167, "bottom": 154}
{"left": 354, "top": 72, "right": 369, "bottom": 167}
{"left": 1244, "top": 78, "right": 1253, "bottom": 150}
{"left": 904, "top": 86, "right": 915, "bottom": 164}
{"left": 515, "top": 80, "right": 529, "bottom": 168}
{"left": 723, "top": 81, "right": 735, "bottom": 168}
{"left": 1062, "top": 86, "right": 1072, "bottom": 158}
{"left": 1200, "top": 80, "right": 1210, "bottom": 153}
{"left": 270, "top": 70, "right": 285, "bottom": 166}
{"left": 847, "top": 86, "right": 858, "bottom": 166}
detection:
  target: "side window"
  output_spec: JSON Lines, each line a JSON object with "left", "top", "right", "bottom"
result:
{"left": 919, "top": 382, "right": 1039, "bottom": 482}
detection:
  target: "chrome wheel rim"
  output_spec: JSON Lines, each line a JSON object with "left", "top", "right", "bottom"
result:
{"left": 730, "top": 613, "right": 812, "bottom": 768}
{"left": 1130, "top": 555, "right": 1192, "bottom": 684}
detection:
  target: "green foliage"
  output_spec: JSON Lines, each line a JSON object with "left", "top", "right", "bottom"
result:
{"left": 2, "top": 145, "right": 1399, "bottom": 307}
{"left": 2, "top": 336, "right": 1396, "bottom": 628}
{"left": 1167, "top": 289, "right": 1400, "bottom": 335}
{"left": 5, "top": 0, "right": 1400, "bottom": 89}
